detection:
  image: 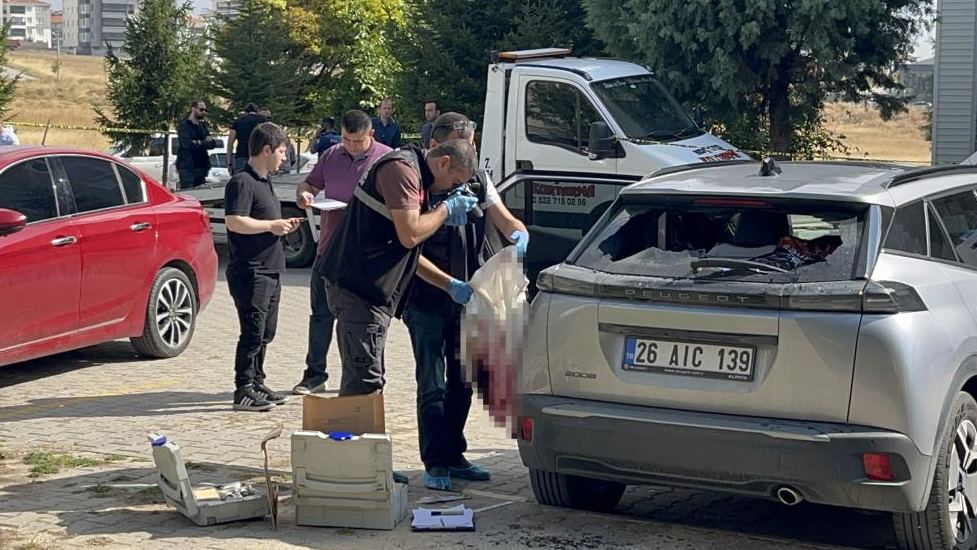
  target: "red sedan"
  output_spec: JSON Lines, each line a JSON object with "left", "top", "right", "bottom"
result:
{"left": 0, "top": 146, "right": 217, "bottom": 366}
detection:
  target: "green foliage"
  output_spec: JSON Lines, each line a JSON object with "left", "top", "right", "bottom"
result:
{"left": 582, "top": 0, "right": 932, "bottom": 157}
{"left": 0, "top": 23, "right": 20, "bottom": 118}
{"left": 396, "top": 0, "right": 603, "bottom": 130}
{"left": 23, "top": 450, "right": 101, "bottom": 477}
{"left": 208, "top": 0, "right": 318, "bottom": 128}
{"left": 95, "top": 0, "right": 207, "bottom": 151}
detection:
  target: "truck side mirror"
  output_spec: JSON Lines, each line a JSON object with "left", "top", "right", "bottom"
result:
{"left": 588, "top": 121, "right": 615, "bottom": 160}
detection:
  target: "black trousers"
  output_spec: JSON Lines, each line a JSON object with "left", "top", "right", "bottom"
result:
{"left": 227, "top": 269, "right": 281, "bottom": 390}
{"left": 301, "top": 259, "right": 335, "bottom": 385}
{"left": 404, "top": 302, "right": 472, "bottom": 469}
{"left": 325, "top": 282, "right": 391, "bottom": 396}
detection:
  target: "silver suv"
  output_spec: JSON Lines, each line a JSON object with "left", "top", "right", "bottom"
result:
{"left": 517, "top": 160, "right": 977, "bottom": 550}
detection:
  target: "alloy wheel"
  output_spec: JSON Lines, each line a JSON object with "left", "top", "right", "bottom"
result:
{"left": 155, "top": 278, "right": 193, "bottom": 349}
{"left": 949, "top": 419, "right": 977, "bottom": 542}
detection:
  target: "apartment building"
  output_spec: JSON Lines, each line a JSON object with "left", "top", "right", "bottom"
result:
{"left": 4, "top": 0, "right": 52, "bottom": 48}
{"left": 62, "top": 0, "right": 136, "bottom": 55}
{"left": 212, "top": 0, "right": 240, "bottom": 18}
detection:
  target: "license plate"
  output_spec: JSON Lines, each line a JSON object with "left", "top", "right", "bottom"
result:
{"left": 623, "top": 337, "right": 755, "bottom": 381}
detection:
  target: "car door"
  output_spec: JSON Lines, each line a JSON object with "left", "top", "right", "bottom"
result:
{"left": 0, "top": 156, "right": 81, "bottom": 354}
{"left": 497, "top": 173, "right": 638, "bottom": 286}
{"left": 927, "top": 187, "right": 977, "bottom": 326}
{"left": 56, "top": 155, "right": 158, "bottom": 332}
{"left": 514, "top": 77, "right": 618, "bottom": 174}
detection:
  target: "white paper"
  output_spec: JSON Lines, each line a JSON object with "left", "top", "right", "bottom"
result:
{"left": 411, "top": 505, "right": 474, "bottom": 530}
{"left": 310, "top": 197, "right": 347, "bottom": 211}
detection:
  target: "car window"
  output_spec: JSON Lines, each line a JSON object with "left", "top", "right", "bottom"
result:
{"left": 575, "top": 197, "right": 867, "bottom": 283}
{"left": 0, "top": 158, "right": 57, "bottom": 222}
{"left": 60, "top": 156, "right": 125, "bottom": 213}
{"left": 117, "top": 165, "right": 145, "bottom": 204}
{"left": 525, "top": 80, "right": 604, "bottom": 152}
{"left": 931, "top": 190, "right": 977, "bottom": 266}
{"left": 928, "top": 205, "right": 957, "bottom": 261}
{"left": 884, "top": 201, "right": 927, "bottom": 256}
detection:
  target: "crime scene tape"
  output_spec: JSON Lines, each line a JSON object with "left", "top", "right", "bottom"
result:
{"left": 8, "top": 121, "right": 165, "bottom": 134}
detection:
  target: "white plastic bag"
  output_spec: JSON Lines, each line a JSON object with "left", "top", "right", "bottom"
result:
{"left": 461, "top": 245, "right": 528, "bottom": 427}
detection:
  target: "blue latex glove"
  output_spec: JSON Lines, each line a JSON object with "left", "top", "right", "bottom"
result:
{"left": 510, "top": 230, "right": 529, "bottom": 257}
{"left": 446, "top": 278, "right": 474, "bottom": 305}
{"left": 442, "top": 191, "right": 478, "bottom": 226}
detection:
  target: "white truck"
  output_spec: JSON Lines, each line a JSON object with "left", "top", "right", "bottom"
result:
{"left": 124, "top": 48, "right": 749, "bottom": 269}
{"left": 109, "top": 134, "right": 231, "bottom": 187}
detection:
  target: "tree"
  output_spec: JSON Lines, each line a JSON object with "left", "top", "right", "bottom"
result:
{"left": 0, "top": 23, "right": 20, "bottom": 118}
{"left": 397, "top": 0, "right": 603, "bottom": 130}
{"left": 208, "top": 0, "right": 318, "bottom": 129}
{"left": 284, "top": 0, "right": 407, "bottom": 117}
{"left": 95, "top": 0, "right": 207, "bottom": 181}
{"left": 582, "top": 0, "right": 933, "bottom": 157}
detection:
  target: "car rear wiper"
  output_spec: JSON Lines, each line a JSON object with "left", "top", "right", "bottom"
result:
{"left": 690, "top": 257, "right": 789, "bottom": 274}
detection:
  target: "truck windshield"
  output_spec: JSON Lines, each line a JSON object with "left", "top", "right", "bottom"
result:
{"left": 591, "top": 75, "right": 702, "bottom": 142}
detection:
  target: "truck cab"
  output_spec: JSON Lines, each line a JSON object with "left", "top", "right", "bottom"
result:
{"left": 480, "top": 48, "right": 749, "bottom": 182}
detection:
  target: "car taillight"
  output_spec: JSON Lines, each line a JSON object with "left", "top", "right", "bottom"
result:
{"left": 782, "top": 280, "right": 926, "bottom": 313}
{"left": 863, "top": 453, "right": 895, "bottom": 481}
{"left": 536, "top": 268, "right": 598, "bottom": 297}
{"left": 519, "top": 417, "right": 534, "bottom": 442}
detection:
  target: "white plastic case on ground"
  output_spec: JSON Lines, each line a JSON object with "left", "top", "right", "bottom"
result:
{"left": 291, "top": 431, "right": 408, "bottom": 530}
{"left": 148, "top": 433, "right": 269, "bottom": 526}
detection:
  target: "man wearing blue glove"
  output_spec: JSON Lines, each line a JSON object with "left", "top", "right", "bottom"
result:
{"left": 320, "top": 137, "right": 479, "bottom": 398}
{"left": 404, "top": 112, "right": 528, "bottom": 490}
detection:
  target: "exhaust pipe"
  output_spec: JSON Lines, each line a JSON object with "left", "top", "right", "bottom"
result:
{"left": 776, "top": 486, "right": 803, "bottom": 506}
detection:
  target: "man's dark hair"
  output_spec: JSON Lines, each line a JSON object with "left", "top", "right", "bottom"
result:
{"left": 424, "top": 100, "right": 439, "bottom": 111}
{"left": 321, "top": 116, "right": 336, "bottom": 130}
{"left": 191, "top": 99, "right": 205, "bottom": 109}
{"left": 341, "top": 110, "right": 371, "bottom": 134}
{"left": 248, "top": 122, "right": 287, "bottom": 156}
{"left": 427, "top": 138, "right": 477, "bottom": 176}
{"left": 431, "top": 112, "right": 474, "bottom": 143}
{"left": 244, "top": 102, "right": 257, "bottom": 113}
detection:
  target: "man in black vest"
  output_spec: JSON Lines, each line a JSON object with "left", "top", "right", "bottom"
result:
{"left": 320, "top": 138, "right": 479, "bottom": 398}
{"left": 406, "top": 112, "right": 529, "bottom": 490}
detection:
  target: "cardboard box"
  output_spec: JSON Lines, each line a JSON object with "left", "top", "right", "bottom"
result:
{"left": 302, "top": 392, "right": 385, "bottom": 435}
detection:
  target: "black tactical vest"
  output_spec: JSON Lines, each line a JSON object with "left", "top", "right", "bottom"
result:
{"left": 321, "top": 145, "right": 433, "bottom": 317}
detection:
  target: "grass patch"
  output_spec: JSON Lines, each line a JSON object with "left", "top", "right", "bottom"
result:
{"left": 103, "top": 454, "right": 126, "bottom": 463}
{"left": 185, "top": 462, "right": 216, "bottom": 472}
{"left": 86, "top": 483, "right": 112, "bottom": 497}
{"left": 127, "top": 486, "right": 164, "bottom": 505}
{"left": 23, "top": 450, "right": 101, "bottom": 478}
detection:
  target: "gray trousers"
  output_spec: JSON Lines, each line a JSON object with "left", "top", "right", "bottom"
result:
{"left": 325, "top": 282, "right": 391, "bottom": 396}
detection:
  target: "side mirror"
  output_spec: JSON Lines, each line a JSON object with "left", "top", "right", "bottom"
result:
{"left": 0, "top": 208, "right": 27, "bottom": 237}
{"left": 588, "top": 121, "right": 615, "bottom": 160}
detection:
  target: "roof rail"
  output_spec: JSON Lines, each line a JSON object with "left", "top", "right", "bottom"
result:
{"left": 886, "top": 165, "right": 977, "bottom": 188}
{"left": 647, "top": 159, "right": 754, "bottom": 179}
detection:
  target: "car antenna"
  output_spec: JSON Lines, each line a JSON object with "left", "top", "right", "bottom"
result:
{"left": 759, "top": 157, "right": 781, "bottom": 177}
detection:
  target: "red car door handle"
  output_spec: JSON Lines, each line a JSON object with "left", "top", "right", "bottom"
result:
{"left": 130, "top": 222, "right": 152, "bottom": 232}
{"left": 50, "top": 236, "right": 78, "bottom": 247}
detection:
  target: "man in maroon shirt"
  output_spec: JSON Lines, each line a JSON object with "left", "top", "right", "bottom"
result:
{"left": 291, "top": 110, "right": 392, "bottom": 395}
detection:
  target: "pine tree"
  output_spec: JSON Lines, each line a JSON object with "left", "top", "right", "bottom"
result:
{"left": 95, "top": 0, "right": 207, "bottom": 181}
{"left": 0, "top": 23, "right": 21, "bottom": 118}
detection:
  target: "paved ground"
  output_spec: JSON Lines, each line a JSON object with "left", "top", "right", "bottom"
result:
{"left": 0, "top": 247, "right": 900, "bottom": 549}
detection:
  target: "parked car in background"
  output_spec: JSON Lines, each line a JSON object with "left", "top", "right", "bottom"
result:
{"left": 518, "top": 159, "right": 977, "bottom": 550}
{"left": 0, "top": 146, "right": 218, "bottom": 367}
{"left": 107, "top": 134, "right": 229, "bottom": 188}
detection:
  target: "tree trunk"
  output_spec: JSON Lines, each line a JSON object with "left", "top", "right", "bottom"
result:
{"left": 768, "top": 77, "right": 792, "bottom": 159}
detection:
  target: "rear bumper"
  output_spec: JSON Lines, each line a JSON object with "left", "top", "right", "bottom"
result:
{"left": 517, "top": 394, "right": 932, "bottom": 513}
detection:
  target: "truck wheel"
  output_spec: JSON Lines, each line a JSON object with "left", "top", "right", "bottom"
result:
{"left": 131, "top": 267, "right": 197, "bottom": 358}
{"left": 282, "top": 206, "right": 315, "bottom": 268}
{"left": 530, "top": 468, "right": 625, "bottom": 513}
{"left": 894, "top": 392, "right": 977, "bottom": 550}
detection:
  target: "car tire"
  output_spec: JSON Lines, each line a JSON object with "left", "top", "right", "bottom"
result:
{"left": 130, "top": 267, "right": 197, "bottom": 359}
{"left": 529, "top": 468, "right": 626, "bottom": 513}
{"left": 283, "top": 206, "right": 315, "bottom": 268}
{"left": 894, "top": 392, "right": 977, "bottom": 550}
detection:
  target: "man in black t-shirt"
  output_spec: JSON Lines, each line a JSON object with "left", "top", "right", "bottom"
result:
{"left": 224, "top": 122, "right": 302, "bottom": 412}
{"left": 228, "top": 103, "right": 269, "bottom": 175}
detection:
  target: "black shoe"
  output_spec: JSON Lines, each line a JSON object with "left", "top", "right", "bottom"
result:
{"left": 253, "top": 382, "right": 287, "bottom": 405}
{"left": 233, "top": 387, "right": 274, "bottom": 412}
